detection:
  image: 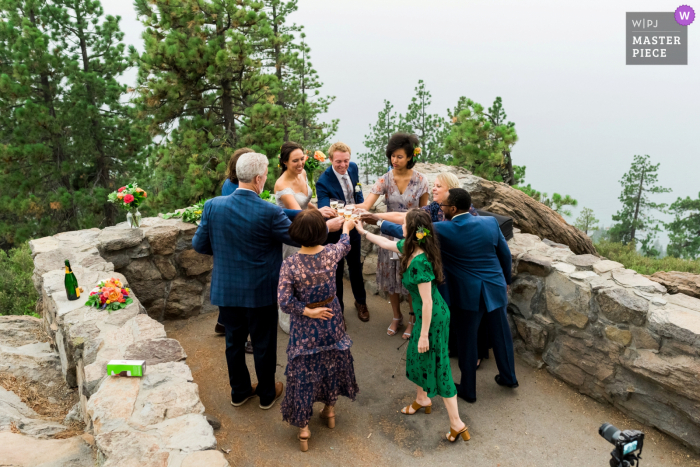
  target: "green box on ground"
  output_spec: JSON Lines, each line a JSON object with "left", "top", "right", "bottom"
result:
{"left": 107, "top": 360, "right": 146, "bottom": 377}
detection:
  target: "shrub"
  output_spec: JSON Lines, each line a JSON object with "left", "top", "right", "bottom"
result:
{"left": 595, "top": 240, "right": 700, "bottom": 276}
{"left": 0, "top": 244, "right": 39, "bottom": 317}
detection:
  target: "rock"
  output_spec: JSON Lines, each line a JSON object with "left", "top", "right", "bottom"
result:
{"left": 98, "top": 227, "right": 144, "bottom": 251}
{"left": 153, "top": 256, "right": 178, "bottom": 280}
{"left": 545, "top": 272, "right": 591, "bottom": 329}
{"left": 543, "top": 238, "right": 570, "bottom": 249}
{"left": 0, "top": 387, "right": 69, "bottom": 439}
{"left": 552, "top": 262, "right": 576, "bottom": 274}
{"left": 127, "top": 280, "right": 168, "bottom": 307}
{"left": 145, "top": 226, "right": 180, "bottom": 256}
{"left": 513, "top": 339, "right": 545, "bottom": 368}
{"left": 154, "top": 413, "right": 217, "bottom": 452}
{"left": 204, "top": 413, "right": 221, "bottom": 430}
{"left": 612, "top": 269, "right": 667, "bottom": 294}
{"left": 513, "top": 315, "right": 548, "bottom": 351}
{"left": 604, "top": 326, "right": 632, "bottom": 346}
{"left": 508, "top": 275, "right": 544, "bottom": 319}
{"left": 96, "top": 428, "right": 169, "bottom": 467}
{"left": 620, "top": 349, "right": 700, "bottom": 403}
{"left": 665, "top": 292, "right": 700, "bottom": 313}
{"left": 177, "top": 250, "right": 214, "bottom": 276}
{"left": 569, "top": 271, "right": 599, "bottom": 281}
{"left": 164, "top": 279, "right": 204, "bottom": 320}
{"left": 566, "top": 254, "right": 601, "bottom": 271}
{"left": 647, "top": 271, "right": 700, "bottom": 299}
{"left": 517, "top": 254, "right": 552, "bottom": 277}
{"left": 64, "top": 401, "right": 82, "bottom": 424}
{"left": 593, "top": 260, "right": 624, "bottom": 275}
{"left": 544, "top": 334, "right": 621, "bottom": 385}
{"left": 0, "top": 432, "right": 95, "bottom": 467}
{"left": 363, "top": 254, "right": 377, "bottom": 275}
{"left": 124, "top": 338, "right": 187, "bottom": 365}
{"left": 647, "top": 303, "right": 700, "bottom": 345}
{"left": 630, "top": 326, "right": 661, "bottom": 351}
{"left": 121, "top": 258, "right": 163, "bottom": 282}
{"left": 87, "top": 376, "right": 141, "bottom": 435}
{"left": 181, "top": 450, "right": 230, "bottom": 467}
{"left": 596, "top": 288, "right": 649, "bottom": 326}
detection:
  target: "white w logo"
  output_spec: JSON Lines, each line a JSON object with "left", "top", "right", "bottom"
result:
{"left": 679, "top": 11, "right": 690, "bottom": 20}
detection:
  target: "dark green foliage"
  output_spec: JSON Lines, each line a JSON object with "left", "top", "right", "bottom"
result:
{"left": 444, "top": 96, "right": 518, "bottom": 185}
{"left": 512, "top": 166, "right": 578, "bottom": 217}
{"left": 666, "top": 193, "right": 700, "bottom": 259}
{"left": 0, "top": 244, "right": 38, "bottom": 316}
{"left": 574, "top": 207, "right": 599, "bottom": 235}
{"left": 359, "top": 100, "right": 407, "bottom": 176}
{"left": 609, "top": 155, "right": 671, "bottom": 256}
{"left": 595, "top": 240, "right": 700, "bottom": 275}
{"left": 403, "top": 80, "right": 448, "bottom": 163}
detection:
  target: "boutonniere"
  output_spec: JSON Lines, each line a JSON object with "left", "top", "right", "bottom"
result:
{"left": 355, "top": 182, "right": 362, "bottom": 193}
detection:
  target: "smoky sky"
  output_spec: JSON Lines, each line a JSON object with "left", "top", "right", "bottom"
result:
{"left": 107, "top": 0, "right": 699, "bottom": 241}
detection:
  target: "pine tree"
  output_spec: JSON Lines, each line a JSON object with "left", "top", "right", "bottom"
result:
{"left": 403, "top": 80, "right": 447, "bottom": 163}
{"left": 444, "top": 96, "right": 518, "bottom": 184}
{"left": 574, "top": 207, "right": 599, "bottom": 234}
{"left": 0, "top": 0, "right": 70, "bottom": 246}
{"left": 609, "top": 155, "right": 671, "bottom": 248}
{"left": 358, "top": 100, "right": 406, "bottom": 177}
{"left": 665, "top": 193, "right": 700, "bottom": 259}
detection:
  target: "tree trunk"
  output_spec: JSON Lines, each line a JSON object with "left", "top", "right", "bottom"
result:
{"left": 271, "top": 4, "right": 289, "bottom": 142}
{"left": 504, "top": 151, "right": 515, "bottom": 185}
{"left": 630, "top": 167, "right": 646, "bottom": 242}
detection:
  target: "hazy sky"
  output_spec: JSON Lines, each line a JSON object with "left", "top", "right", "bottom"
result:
{"left": 105, "top": 0, "right": 699, "bottom": 242}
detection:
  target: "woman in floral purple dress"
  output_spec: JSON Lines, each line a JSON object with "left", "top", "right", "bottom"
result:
{"left": 277, "top": 210, "right": 359, "bottom": 452}
{"left": 356, "top": 133, "right": 429, "bottom": 339}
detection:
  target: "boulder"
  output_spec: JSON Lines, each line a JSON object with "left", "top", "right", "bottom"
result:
{"left": 98, "top": 227, "right": 144, "bottom": 252}
{"left": 153, "top": 256, "right": 178, "bottom": 280}
{"left": 517, "top": 254, "right": 552, "bottom": 277}
{"left": 163, "top": 279, "right": 204, "bottom": 319}
{"left": 611, "top": 269, "right": 667, "bottom": 294}
{"left": 177, "top": 250, "right": 214, "bottom": 277}
{"left": 513, "top": 315, "right": 548, "bottom": 351}
{"left": 604, "top": 326, "right": 632, "bottom": 346}
{"left": 144, "top": 226, "right": 180, "bottom": 256}
{"left": 0, "top": 387, "right": 69, "bottom": 439}
{"left": 566, "top": 254, "right": 601, "bottom": 271}
{"left": 647, "top": 271, "right": 700, "bottom": 299}
{"left": 593, "top": 260, "right": 624, "bottom": 275}
{"left": 124, "top": 338, "right": 187, "bottom": 366}
{"left": 552, "top": 262, "right": 577, "bottom": 274}
{"left": 620, "top": 349, "right": 700, "bottom": 403}
{"left": 596, "top": 288, "right": 649, "bottom": 326}
{"left": 545, "top": 272, "right": 591, "bottom": 329}
{"left": 0, "top": 432, "right": 95, "bottom": 467}
{"left": 630, "top": 326, "right": 661, "bottom": 351}
{"left": 509, "top": 275, "right": 545, "bottom": 319}
{"left": 647, "top": 303, "right": 700, "bottom": 345}
{"left": 121, "top": 258, "right": 163, "bottom": 282}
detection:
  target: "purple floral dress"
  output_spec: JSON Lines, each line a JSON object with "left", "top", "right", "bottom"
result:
{"left": 277, "top": 234, "right": 359, "bottom": 427}
{"left": 371, "top": 170, "right": 429, "bottom": 295}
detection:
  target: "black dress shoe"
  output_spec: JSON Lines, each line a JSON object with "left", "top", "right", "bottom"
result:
{"left": 215, "top": 322, "right": 225, "bottom": 335}
{"left": 454, "top": 384, "right": 476, "bottom": 403}
{"left": 245, "top": 340, "right": 254, "bottom": 354}
{"left": 495, "top": 375, "right": 519, "bottom": 388}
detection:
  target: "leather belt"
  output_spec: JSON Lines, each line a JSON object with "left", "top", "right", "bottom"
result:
{"left": 307, "top": 296, "right": 334, "bottom": 309}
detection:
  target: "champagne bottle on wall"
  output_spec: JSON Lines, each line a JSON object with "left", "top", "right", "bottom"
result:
{"left": 64, "top": 260, "right": 80, "bottom": 301}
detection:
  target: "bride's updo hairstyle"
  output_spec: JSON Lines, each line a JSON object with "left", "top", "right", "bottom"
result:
{"left": 288, "top": 209, "right": 328, "bottom": 247}
{"left": 279, "top": 141, "right": 305, "bottom": 173}
{"left": 385, "top": 132, "right": 419, "bottom": 169}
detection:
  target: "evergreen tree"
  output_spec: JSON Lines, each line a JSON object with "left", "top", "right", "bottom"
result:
{"left": 574, "top": 207, "right": 599, "bottom": 234}
{"left": 609, "top": 155, "right": 671, "bottom": 248}
{"left": 513, "top": 166, "right": 577, "bottom": 218}
{"left": 665, "top": 193, "right": 700, "bottom": 259}
{"left": 403, "top": 80, "right": 447, "bottom": 163}
{"left": 358, "top": 100, "right": 406, "bottom": 176}
{"left": 444, "top": 96, "right": 518, "bottom": 184}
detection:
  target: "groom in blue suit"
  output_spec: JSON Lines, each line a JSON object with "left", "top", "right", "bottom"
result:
{"left": 315, "top": 142, "right": 370, "bottom": 321}
{"left": 379, "top": 188, "right": 518, "bottom": 402}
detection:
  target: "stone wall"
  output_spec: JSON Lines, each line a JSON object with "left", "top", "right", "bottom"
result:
{"left": 29, "top": 228, "right": 228, "bottom": 467}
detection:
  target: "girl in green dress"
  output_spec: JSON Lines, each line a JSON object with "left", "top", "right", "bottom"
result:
{"left": 355, "top": 209, "right": 470, "bottom": 443}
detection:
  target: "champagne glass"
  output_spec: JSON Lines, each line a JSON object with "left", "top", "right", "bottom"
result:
{"left": 343, "top": 208, "right": 352, "bottom": 220}
{"left": 336, "top": 201, "right": 345, "bottom": 214}
{"left": 330, "top": 198, "right": 339, "bottom": 210}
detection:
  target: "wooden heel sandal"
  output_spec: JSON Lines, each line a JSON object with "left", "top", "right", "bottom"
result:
{"left": 320, "top": 412, "right": 336, "bottom": 428}
{"left": 446, "top": 425, "right": 470, "bottom": 442}
{"left": 401, "top": 400, "right": 432, "bottom": 415}
{"left": 298, "top": 429, "right": 311, "bottom": 452}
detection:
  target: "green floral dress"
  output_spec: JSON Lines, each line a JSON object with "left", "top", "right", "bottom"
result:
{"left": 398, "top": 240, "right": 456, "bottom": 398}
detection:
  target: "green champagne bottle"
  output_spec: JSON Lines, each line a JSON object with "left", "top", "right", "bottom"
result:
{"left": 64, "top": 260, "right": 80, "bottom": 301}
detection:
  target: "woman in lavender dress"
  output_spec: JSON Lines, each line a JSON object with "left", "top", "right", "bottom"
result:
{"left": 356, "top": 133, "right": 429, "bottom": 339}
{"left": 278, "top": 210, "right": 359, "bottom": 452}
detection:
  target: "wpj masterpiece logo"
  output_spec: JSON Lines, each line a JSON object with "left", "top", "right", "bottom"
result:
{"left": 626, "top": 6, "right": 694, "bottom": 65}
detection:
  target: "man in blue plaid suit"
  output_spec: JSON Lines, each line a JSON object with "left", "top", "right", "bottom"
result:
{"left": 193, "top": 152, "right": 343, "bottom": 410}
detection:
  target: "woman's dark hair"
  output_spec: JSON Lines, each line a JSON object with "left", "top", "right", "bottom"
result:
{"left": 385, "top": 132, "right": 419, "bottom": 170}
{"left": 226, "top": 147, "right": 254, "bottom": 184}
{"left": 400, "top": 209, "right": 444, "bottom": 284}
{"left": 288, "top": 209, "right": 328, "bottom": 247}
{"left": 446, "top": 188, "right": 472, "bottom": 211}
{"left": 279, "top": 141, "right": 305, "bottom": 173}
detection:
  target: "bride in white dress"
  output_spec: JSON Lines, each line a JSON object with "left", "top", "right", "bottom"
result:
{"left": 274, "top": 142, "right": 316, "bottom": 333}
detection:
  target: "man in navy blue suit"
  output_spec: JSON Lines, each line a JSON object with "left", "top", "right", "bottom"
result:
{"left": 378, "top": 188, "right": 518, "bottom": 402}
{"left": 315, "top": 142, "right": 370, "bottom": 322}
{"left": 193, "top": 152, "right": 342, "bottom": 410}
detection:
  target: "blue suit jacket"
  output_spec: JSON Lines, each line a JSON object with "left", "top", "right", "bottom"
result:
{"left": 316, "top": 162, "right": 364, "bottom": 244}
{"left": 381, "top": 214, "right": 512, "bottom": 312}
{"left": 193, "top": 189, "right": 299, "bottom": 308}
{"left": 221, "top": 179, "right": 237, "bottom": 196}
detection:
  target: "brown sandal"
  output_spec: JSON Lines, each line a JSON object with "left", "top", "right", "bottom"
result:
{"left": 320, "top": 411, "right": 336, "bottom": 429}
{"left": 401, "top": 400, "right": 432, "bottom": 415}
{"left": 446, "top": 425, "right": 470, "bottom": 442}
{"left": 298, "top": 428, "right": 311, "bottom": 452}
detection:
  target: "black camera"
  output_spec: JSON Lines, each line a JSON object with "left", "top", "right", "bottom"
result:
{"left": 599, "top": 423, "right": 645, "bottom": 467}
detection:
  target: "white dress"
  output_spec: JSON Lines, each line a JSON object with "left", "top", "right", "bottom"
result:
{"left": 275, "top": 180, "right": 313, "bottom": 334}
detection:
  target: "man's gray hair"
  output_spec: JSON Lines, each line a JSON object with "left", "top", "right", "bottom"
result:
{"left": 236, "top": 152, "right": 268, "bottom": 183}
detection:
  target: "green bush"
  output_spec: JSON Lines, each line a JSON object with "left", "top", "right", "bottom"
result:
{"left": 595, "top": 240, "right": 700, "bottom": 276}
{"left": 0, "top": 244, "right": 39, "bottom": 317}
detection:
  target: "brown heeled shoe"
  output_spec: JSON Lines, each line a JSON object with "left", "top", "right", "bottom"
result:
{"left": 320, "top": 411, "right": 336, "bottom": 429}
{"left": 446, "top": 425, "right": 470, "bottom": 442}
{"left": 298, "top": 429, "right": 310, "bottom": 452}
{"left": 401, "top": 400, "right": 432, "bottom": 415}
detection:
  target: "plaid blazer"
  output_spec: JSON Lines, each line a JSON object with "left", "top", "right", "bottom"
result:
{"left": 193, "top": 189, "right": 298, "bottom": 308}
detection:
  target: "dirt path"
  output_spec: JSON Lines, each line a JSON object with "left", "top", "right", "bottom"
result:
{"left": 166, "top": 280, "right": 700, "bottom": 467}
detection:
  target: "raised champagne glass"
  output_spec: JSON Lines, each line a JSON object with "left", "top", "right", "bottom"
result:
{"left": 330, "top": 198, "right": 339, "bottom": 211}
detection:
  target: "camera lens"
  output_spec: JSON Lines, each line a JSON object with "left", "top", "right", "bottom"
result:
{"left": 599, "top": 423, "right": 621, "bottom": 444}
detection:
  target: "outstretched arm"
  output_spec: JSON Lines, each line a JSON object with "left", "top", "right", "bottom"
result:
{"left": 192, "top": 201, "right": 213, "bottom": 255}
{"left": 355, "top": 192, "right": 380, "bottom": 212}
{"left": 417, "top": 282, "right": 432, "bottom": 353}
{"left": 355, "top": 221, "right": 399, "bottom": 253}
{"left": 379, "top": 220, "right": 405, "bottom": 240}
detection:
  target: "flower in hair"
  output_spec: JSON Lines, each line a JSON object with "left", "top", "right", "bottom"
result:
{"left": 414, "top": 147, "right": 422, "bottom": 156}
{"left": 415, "top": 226, "right": 430, "bottom": 244}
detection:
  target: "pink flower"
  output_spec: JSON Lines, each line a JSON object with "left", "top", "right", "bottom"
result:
{"left": 118, "top": 186, "right": 126, "bottom": 192}
{"left": 124, "top": 194, "right": 135, "bottom": 204}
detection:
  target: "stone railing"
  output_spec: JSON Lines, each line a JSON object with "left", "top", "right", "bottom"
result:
{"left": 30, "top": 226, "right": 228, "bottom": 467}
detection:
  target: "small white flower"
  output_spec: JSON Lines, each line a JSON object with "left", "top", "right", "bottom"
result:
{"left": 355, "top": 185, "right": 361, "bottom": 193}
